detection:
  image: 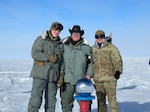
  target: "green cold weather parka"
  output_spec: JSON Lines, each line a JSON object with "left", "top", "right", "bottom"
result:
{"left": 62, "top": 37, "right": 94, "bottom": 85}
{"left": 30, "top": 31, "right": 64, "bottom": 82}
{"left": 92, "top": 41, "right": 123, "bottom": 82}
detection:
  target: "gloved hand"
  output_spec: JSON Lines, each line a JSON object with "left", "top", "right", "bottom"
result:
{"left": 114, "top": 71, "right": 121, "bottom": 79}
{"left": 57, "top": 74, "right": 64, "bottom": 88}
{"left": 85, "top": 74, "right": 92, "bottom": 80}
{"left": 49, "top": 54, "right": 57, "bottom": 63}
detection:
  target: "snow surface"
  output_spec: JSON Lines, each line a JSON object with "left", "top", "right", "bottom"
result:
{"left": 0, "top": 57, "right": 150, "bottom": 112}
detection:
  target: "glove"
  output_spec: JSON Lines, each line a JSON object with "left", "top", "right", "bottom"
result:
{"left": 114, "top": 71, "right": 121, "bottom": 79}
{"left": 49, "top": 54, "right": 57, "bottom": 63}
{"left": 85, "top": 74, "right": 92, "bottom": 80}
{"left": 57, "top": 75, "right": 64, "bottom": 88}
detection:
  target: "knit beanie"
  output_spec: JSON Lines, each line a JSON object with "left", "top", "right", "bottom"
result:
{"left": 50, "top": 22, "right": 63, "bottom": 31}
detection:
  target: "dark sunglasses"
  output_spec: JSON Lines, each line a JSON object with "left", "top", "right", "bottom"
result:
{"left": 53, "top": 24, "right": 63, "bottom": 30}
{"left": 95, "top": 34, "right": 105, "bottom": 39}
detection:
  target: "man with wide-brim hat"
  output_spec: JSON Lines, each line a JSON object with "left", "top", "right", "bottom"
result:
{"left": 60, "top": 25, "right": 94, "bottom": 112}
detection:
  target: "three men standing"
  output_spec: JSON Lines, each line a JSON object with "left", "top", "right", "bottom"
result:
{"left": 28, "top": 23, "right": 123, "bottom": 112}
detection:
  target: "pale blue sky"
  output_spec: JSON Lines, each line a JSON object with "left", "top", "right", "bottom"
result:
{"left": 0, "top": 0, "right": 150, "bottom": 59}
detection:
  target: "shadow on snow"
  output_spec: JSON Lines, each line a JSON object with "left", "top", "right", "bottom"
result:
{"left": 117, "top": 85, "right": 137, "bottom": 90}
{"left": 92, "top": 101, "right": 150, "bottom": 112}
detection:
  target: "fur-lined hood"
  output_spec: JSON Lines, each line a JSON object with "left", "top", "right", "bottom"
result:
{"left": 41, "top": 30, "right": 49, "bottom": 39}
{"left": 41, "top": 30, "right": 61, "bottom": 41}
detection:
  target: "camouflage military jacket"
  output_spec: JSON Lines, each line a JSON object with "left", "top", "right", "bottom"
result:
{"left": 92, "top": 42, "right": 123, "bottom": 82}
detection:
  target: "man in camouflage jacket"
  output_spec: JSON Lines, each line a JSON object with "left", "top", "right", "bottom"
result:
{"left": 92, "top": 30, "right": 123, "bottom": 112}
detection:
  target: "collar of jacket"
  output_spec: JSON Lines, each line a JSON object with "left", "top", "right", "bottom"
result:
{"left": 95, "top": 40, "right": 110, "bottom": 48}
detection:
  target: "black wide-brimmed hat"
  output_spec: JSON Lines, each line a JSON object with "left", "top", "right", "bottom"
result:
{"left": 69, "top": 25, "right": 84, "bottom": 36}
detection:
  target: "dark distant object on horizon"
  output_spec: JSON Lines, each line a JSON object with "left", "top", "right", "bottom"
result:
{"left": 149, "top": 58, "right": 150, "bottom": 65}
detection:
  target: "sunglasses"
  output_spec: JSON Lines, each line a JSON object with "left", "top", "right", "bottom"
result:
{"left": 53, "top": 24, "right": 63, "bottom": 30}
{"left": 72, "top": 32, "right": 80, "bottom": 35}
{"left": 95, "top": 34, "right": 105, "bottom": 39}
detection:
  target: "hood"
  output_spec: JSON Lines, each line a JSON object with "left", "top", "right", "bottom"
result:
{"left": 41, "top": 30, "right": 60, "bottom": 41}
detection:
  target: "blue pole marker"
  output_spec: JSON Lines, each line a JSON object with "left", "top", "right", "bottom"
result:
{"left": 74, "top": 95, "right": 95, "bottom": 101}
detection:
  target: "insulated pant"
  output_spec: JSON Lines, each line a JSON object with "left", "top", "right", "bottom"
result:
{"left": 28, "top": 78, "right": 57, "bottom": 112}
{"left": 60, "top": 83, "right": 75, "bottom": 112}
{"left": 95, "top": 81, "right": 119, "bottom": 112}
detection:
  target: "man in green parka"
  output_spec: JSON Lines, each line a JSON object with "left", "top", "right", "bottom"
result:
{"left": 60, "top": 25, "right": 94, "bottom": 112}
{"left": 28, "top": 22, "right": 64, "bottom": 112}
{"left": 92, "top": 30, "right": 123, "bottom": 112}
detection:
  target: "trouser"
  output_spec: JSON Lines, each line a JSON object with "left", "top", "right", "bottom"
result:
{"left": 95, "top": 81, "right": 119, "bottom": 112}
{"left": 28, "top": 78, "right": 57, "bottom": 112}
{"left": 60, "top": 83, "right": 92, "bottom": 112}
